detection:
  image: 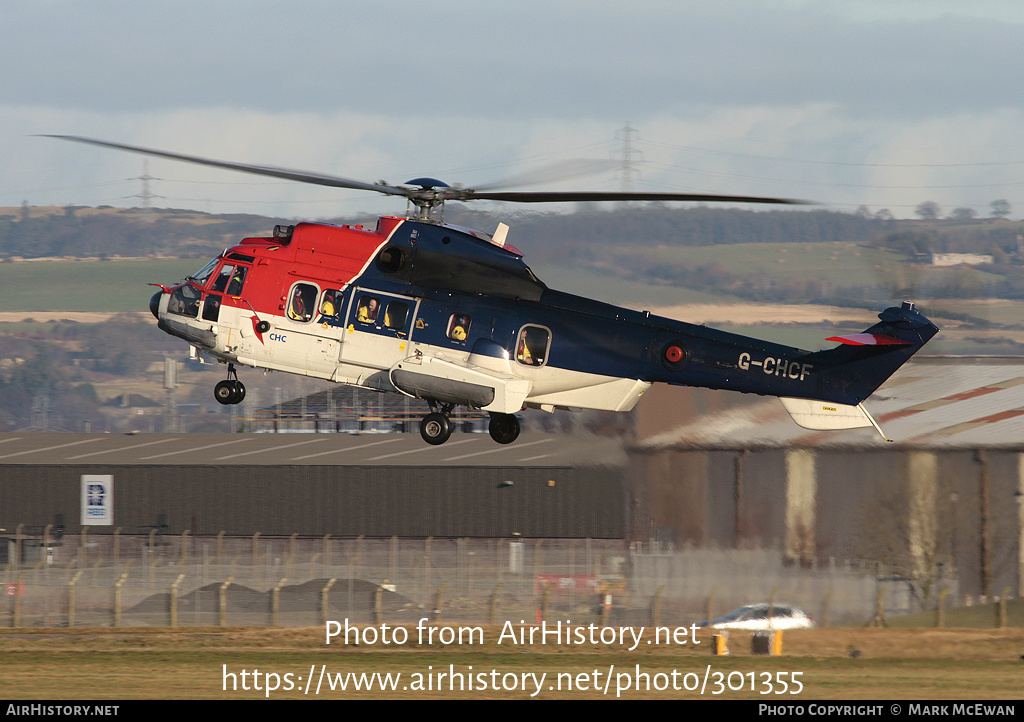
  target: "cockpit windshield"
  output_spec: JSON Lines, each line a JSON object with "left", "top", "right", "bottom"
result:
{"left": 188, "top": 258, "right": 220, "bottom": 286}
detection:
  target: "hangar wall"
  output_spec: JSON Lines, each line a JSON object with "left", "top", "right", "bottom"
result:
{"left": 0, "top": 464, "right": 624, "bottom": 538}
{"left": 627, "top": 446, "right": 1024, "bottom": 601}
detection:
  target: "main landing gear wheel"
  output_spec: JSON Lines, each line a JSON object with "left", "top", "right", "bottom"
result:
{"left": 214, "top": 364, "right": 246, "bottom": 405}
{"left": 488, "top": 413, "right": 520, "bottom": 445}
{"left": 214, "top": 380, "right": 246, "bottom": 405}
{"left": 420, "top": 412, "right": 452, "bottom": 445}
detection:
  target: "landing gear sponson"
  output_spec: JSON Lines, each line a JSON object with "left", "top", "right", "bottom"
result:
{"left": 214, "top": 363, "right": 246, "bottom": 405}
{"left": 418, "top": 402, "right": 521, "bottom": 446}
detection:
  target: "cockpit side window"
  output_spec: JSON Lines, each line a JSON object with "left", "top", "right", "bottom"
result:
{"left": 211, "top": 264, "right": 248, "bottom": 295}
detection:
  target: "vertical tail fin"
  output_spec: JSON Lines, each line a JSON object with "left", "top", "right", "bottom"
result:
{"left": 808, "top": 301, "right": 938, "bottom": 405}
{"left": 780, "top": 301, "right": 938, "bottom": 439}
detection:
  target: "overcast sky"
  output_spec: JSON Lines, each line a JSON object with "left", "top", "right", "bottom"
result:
{"left": 5, "top": 1, "right": 1024, "bottom": 220}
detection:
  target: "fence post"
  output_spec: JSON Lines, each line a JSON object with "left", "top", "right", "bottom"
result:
{"left": 12, "top": 572, "right": 25, "bottom": 628}
{"left": 705, "top": 589, "right": 717, "bottom": 631}
{"left": 998, "top": 587, "right": 1011, "bottom": 628}
{"left": 252, "top": 532, "right": 261, "bottom": 570}
{"left": 390, "top": 536, "right": 397, "bottom": 584}
{"left": 652, "top": 585, "right": 665, "bottom": 626}
{"left": 113, "top": 571, "right": 129, "bottom": 627}
{"left": 43, "top": 524, "right": 52, "bottom": 570}
{"left": 433, "top": 581, "right": 447, "bottom": 623}
{"left": 67, "top": 570, "right": 83, "bottom": 627}
{"left": 148, "top": 528, "right": 158, "bottom": 583}
{"left": 424, "top": 537, "right": 432, "bottom": 589}
{"left": 179, "top": 530, "right": 190, "bottom": 565}
{"left": 872, "top": 588, "right": 887, "bottom": 627}
{"left": 821, "top": 588, "right": 833, "bottom": 628}
{"left": 219, "top": 577, "right": 233, "bottom": 626}
{"left": 321, "top": 578, "right": 336, "bottom": 625}
{"left": 374, "top": 580, "right": 388, "bottom": 625}
{"left": 170, "top": 574, "right": 185, "bottom": 627}
{"left": 14, "top": 524, "right": 23, "bottom": 572}
{"left": 272, "top": 577, "right": 287, "bottom": 627}
{"left": 490, "top": 583, "right": 503, "bottom": 625}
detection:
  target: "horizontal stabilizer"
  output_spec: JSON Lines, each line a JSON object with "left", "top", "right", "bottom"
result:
{"left": 825, "top": 333, "right": 910, "bottom": 346}
{"left": 780, "top": 397, "right": 891, "bottom": 441}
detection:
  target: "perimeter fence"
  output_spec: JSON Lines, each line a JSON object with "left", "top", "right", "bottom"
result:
{"left": 1, "top": 533, "right": 962, "bottom": 629}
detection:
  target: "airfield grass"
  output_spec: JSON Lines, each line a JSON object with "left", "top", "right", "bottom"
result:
{"left": 638, "top": 241, "right": 901, "bottom": 286}
{"left": 0, "top": 625, "right": 1022, "bottom": 700}
{"left": 636, "top": 242, "right": 1007, "bottom": 292}
{"left": 0, "top": 258, "right": 202, "bottom": 313}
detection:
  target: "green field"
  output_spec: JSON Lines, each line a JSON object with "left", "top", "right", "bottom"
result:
{"left": 0, "top": 258, "right": 205, "bottom": 313}
{"left": 536, "top": 263, "right": 745, "bottom": 306}
{"left": 0, "top": 257, "right": 744, "bottom": 316}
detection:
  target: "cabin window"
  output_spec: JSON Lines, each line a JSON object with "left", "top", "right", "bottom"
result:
{"left": 447, "top": 314, "right": 471, "bottom": 342}
{"left": 356, "top": 296, "right": 381, "bottom": 324}
{"left": 384, "top": 301, "right": 409, "bottom": 331}
{"left": 168, "top": 283, "right": 201, "bottom": 318}
{"left": 319, "top": 289, "right": 343, "bottom": 318}
{"left": 516, "top": 325, "right": 550, "bottom": 366}
{"left": 287, "top": 283, "right": 317, "bottom": 322}
{"left": 211, "top": 264, "right": 247, "bottom": 295}
{"left": 202, "top": 294, "right": 221, "bottom": 322}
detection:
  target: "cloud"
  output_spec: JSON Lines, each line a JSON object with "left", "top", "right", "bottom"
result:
{"left": 5, "top": 2, "right": 1024, "bottom": 218}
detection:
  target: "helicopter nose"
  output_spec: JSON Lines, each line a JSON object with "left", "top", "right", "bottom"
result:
{"left": 149, "top": 291, "right": 162, "bottom": 319}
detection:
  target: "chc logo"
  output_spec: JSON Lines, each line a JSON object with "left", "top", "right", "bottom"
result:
{"left": 269, "top": 333, "right": 287, "bottom": 342}
{"left": 87, "top": 483, "right": 106, "bottom": 507}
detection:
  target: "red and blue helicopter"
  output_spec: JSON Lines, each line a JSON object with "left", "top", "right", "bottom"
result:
{"left": 46, "top": 135, "right": 938, "bottom": 445}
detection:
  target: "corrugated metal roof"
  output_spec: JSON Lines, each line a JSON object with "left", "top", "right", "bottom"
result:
{"left": 635, "top": 356, "right": 1024, "bottom": 450}
{"left": 0, "top": 431, "right": 625, "bottom": 467}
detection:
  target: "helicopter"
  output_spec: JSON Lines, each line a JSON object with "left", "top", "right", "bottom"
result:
{"left": 45, "top": 135, "right": 938, "bottom": 445}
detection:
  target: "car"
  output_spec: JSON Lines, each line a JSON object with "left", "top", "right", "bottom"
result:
{"left": 698, "top": 604, "right": 814, "bottom": 631}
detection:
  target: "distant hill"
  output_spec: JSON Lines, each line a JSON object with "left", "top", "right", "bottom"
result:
{"left": 5, "top": 204, "right": 1024, "bottom": 306}
{"left": 0, "top": 205, "right": 289, "bottom": 259}
{"left": 5, "top": 203, "right": 1022, "bottom": 259}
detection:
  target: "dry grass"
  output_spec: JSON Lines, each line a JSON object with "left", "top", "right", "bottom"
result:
{"left": 1, "top": 625, "right": 1021, "bottom": 700}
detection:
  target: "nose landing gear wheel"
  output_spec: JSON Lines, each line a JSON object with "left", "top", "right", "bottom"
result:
{"left": 488, "top": 413, "right": 520, "bottom": 444}
{"left": 420, "top": 412, "right": 452, "bottom": 445}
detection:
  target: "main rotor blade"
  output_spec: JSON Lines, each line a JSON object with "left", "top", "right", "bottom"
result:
{"left": 461, "top": 190, "right": 810, "bottom": 204}
{"left": 40, "top": 135, "right": 409, "bottom": 197}
{"left": 470, "top": 159, "right": 621, "bottom": 192}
